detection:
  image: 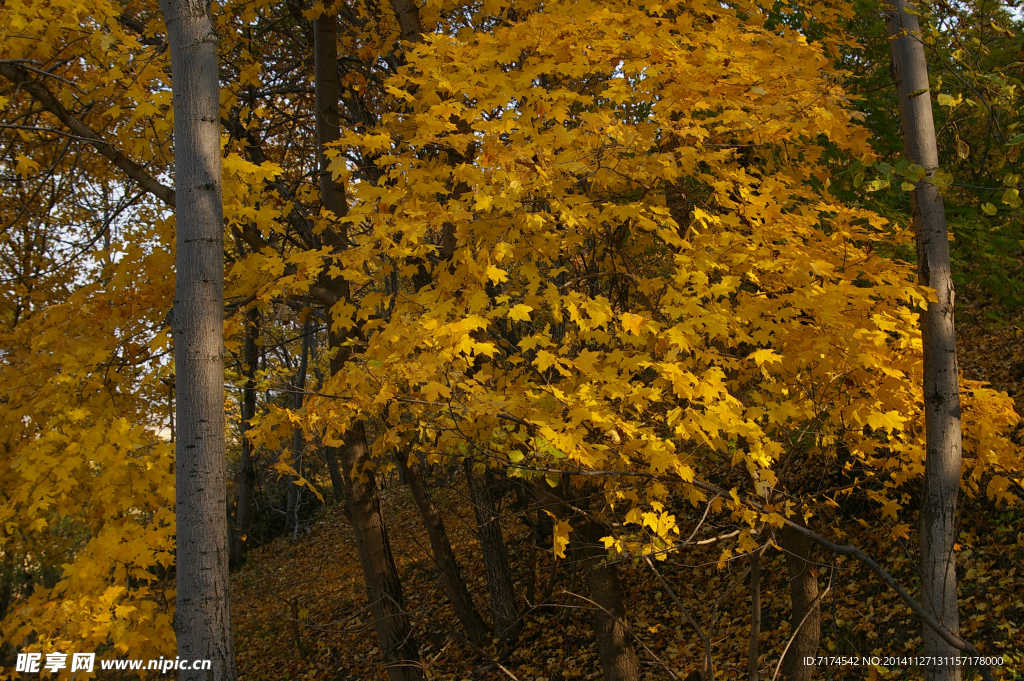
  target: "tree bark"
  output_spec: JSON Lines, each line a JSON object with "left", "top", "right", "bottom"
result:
{"left": 315, "top": 11, "right": 422, "bottom": 680}
{"left": 388, "top": 0, "right": 424, "bottom": 42}
{"left": 577, "top": 523, "right": 641, "bottom": 681}
{"left": 528, "top": 480, "right": 640, "bottom": 681}
{"left": 464, "top": 460, "right": 520, "bottom": 641}
{"left": 158, "top": 0, "right": 237, "bottom": 676}
{"left": 399, "top": 451, "right": 489, "bottom": 645}
{"left": 885, "top": 4, "right": 963, "bottom": 681}
{"left": 230, "top": 308, "right": 259, "bottom": 568}
{"left": 779, "top": 525, "right": 820, "bottom": 681}
{"left": 339, "top": 425, "right": 422, "bottom": 678}
{"left": 286, "top": 320, "right": 311, "bottom": 539}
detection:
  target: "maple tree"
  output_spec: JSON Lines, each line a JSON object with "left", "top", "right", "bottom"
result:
{"left": 1, "top": 0, "right": 1022, "bottom": 678}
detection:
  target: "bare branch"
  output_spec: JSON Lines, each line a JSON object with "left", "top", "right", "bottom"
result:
{"left": 0, "top": 62, "right": 177, "bottom": 207}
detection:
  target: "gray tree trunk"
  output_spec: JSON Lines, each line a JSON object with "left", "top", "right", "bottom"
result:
{"left": 230, "top": 308, "right": 259, "bottom": 567}
{"left": 885, "top": 4, "right": 963, "bottom": 680}
{"left": 286, "top": 320, "right": 311, "bottom": 539}
{"left": 339, "top": 424, "right": 423, "bottom": 678}
{"left": 158, "top": 0, "right": 237, "bottom": 676}
{"left": 314, "top": 11, "right": 422, "bottom": 680}
{"left": 307, "top": 331, "right": 345, "bottom": 504}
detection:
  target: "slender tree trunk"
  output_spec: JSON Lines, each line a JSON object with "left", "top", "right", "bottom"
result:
{"left": 886, "top": 5, "right": 963, "bottom": 680}
{"left": 525, "top": 539, "right": 537, "bottom": 607}
{"left": 464, "top": 460, "right": 520, "bottom": 640}
{"left": 286, "top": 320, "right": 311, "bottom": 539}
{"left": 748, "top": 551, "right": 761, "bottom": 681}
{"left": 307, "top": 331, "right": 344, "bottom": 504}
{"left": 230, "top": 308, "right": 259, "bottom": 567}
{"left": 398, "top": 451, "right": 489, "bottom": 645}
{"left": 315, "top": 12, "right": 422, "bottom": 680}
{"left": 339, "top": 424, "right": 422, "bottom": 677}
{"left": 159, "top": 0, "right": 236, "bottom": 676}
{"left": 324, "top": 448, "right": 345, "bottom": 503}
{"left": 779, "top": 525, "right": 820, "bottom": 681}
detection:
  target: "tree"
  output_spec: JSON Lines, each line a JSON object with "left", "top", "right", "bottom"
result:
{"left": 313, "top": 8, "right": 422, "bottom": 678}
{"left": 159, "top": 0, "right": 237, "bottom": 675}
{"left": 398, "top": 450, "right": 490, "bottom": 646}
{"left": 464, "top": 461, "right": 521, "bottom": 641}
{"left": 885, "top": 1, "right": 964, "bottom": 679}
{"left": 778, "top": 525, "right": 820, "bottom": 681}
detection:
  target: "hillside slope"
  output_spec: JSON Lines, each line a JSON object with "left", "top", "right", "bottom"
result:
{"left": 231, "top": 476, "right": 1023, "bottom": 680}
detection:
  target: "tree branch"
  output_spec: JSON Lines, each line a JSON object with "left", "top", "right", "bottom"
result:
{"left": 0, "top": 62, "right": 177, "bottom": 207}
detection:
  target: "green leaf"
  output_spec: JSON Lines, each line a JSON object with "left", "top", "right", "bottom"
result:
{"left": 905, "top": 164, "right": 927, "bottom": 182}
{"left": 908, "top": 88, "right": 930, "bottom": 99}
{"left": 901, "top": 182, "right": 916, "bottom": 191}
{"left": 981, "top": 203, "right": 998, "bottom": 216}
{"left": 932, "top": 169, "right": 954, "bottom": 190}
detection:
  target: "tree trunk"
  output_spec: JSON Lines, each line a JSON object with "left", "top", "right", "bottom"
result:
{"left": 399, "top": 451, "right": 489, "bottom": 645}
{"left": 748, "top": 550, "right": 761, "bottom": 681}
{"left": 307, "top": 330, "right": 344, "bottom": 504}
{"left": 464, "top": 460, "right": 520, "bottom": 641}
{"left": 779, "top": 525, "right": 820, "bottom": 681}
{"left": 286, "top": 320, "right": 311, "bottom": 539}
{"left": 315, "top": 11, "right": 422, "bottom": 680}
{"left": 340, "top": 424, "right": 422, "bottom": 678}
{"left": 324, "top": 447, "right": 345, "bottom": 503}
{"left": 885, "top": 5, "right": 963, "bottom": 681}
{"left": 528, "top": 480, "right": 640, "bottom": 681}
{"left": 388, "top": 0, "right": 424, "bottom": 42}
{"left": 0, "top": 553, "right": 12, "bottom": 622}
{"left": 230, "top": 308, "right": 259, "bottom": 568}
{"left": 577, "top": 524, "right": 641, "bottom": 681}
{"left": 158, "top": 0, "right": 236, "bottom": 676}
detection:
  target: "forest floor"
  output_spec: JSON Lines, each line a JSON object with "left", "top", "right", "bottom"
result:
{"left": 231, "top": 293, "right": 1024, "bottom": 681}
{"left": 231, "top": 487, "right": 1024, "bottom": 679}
